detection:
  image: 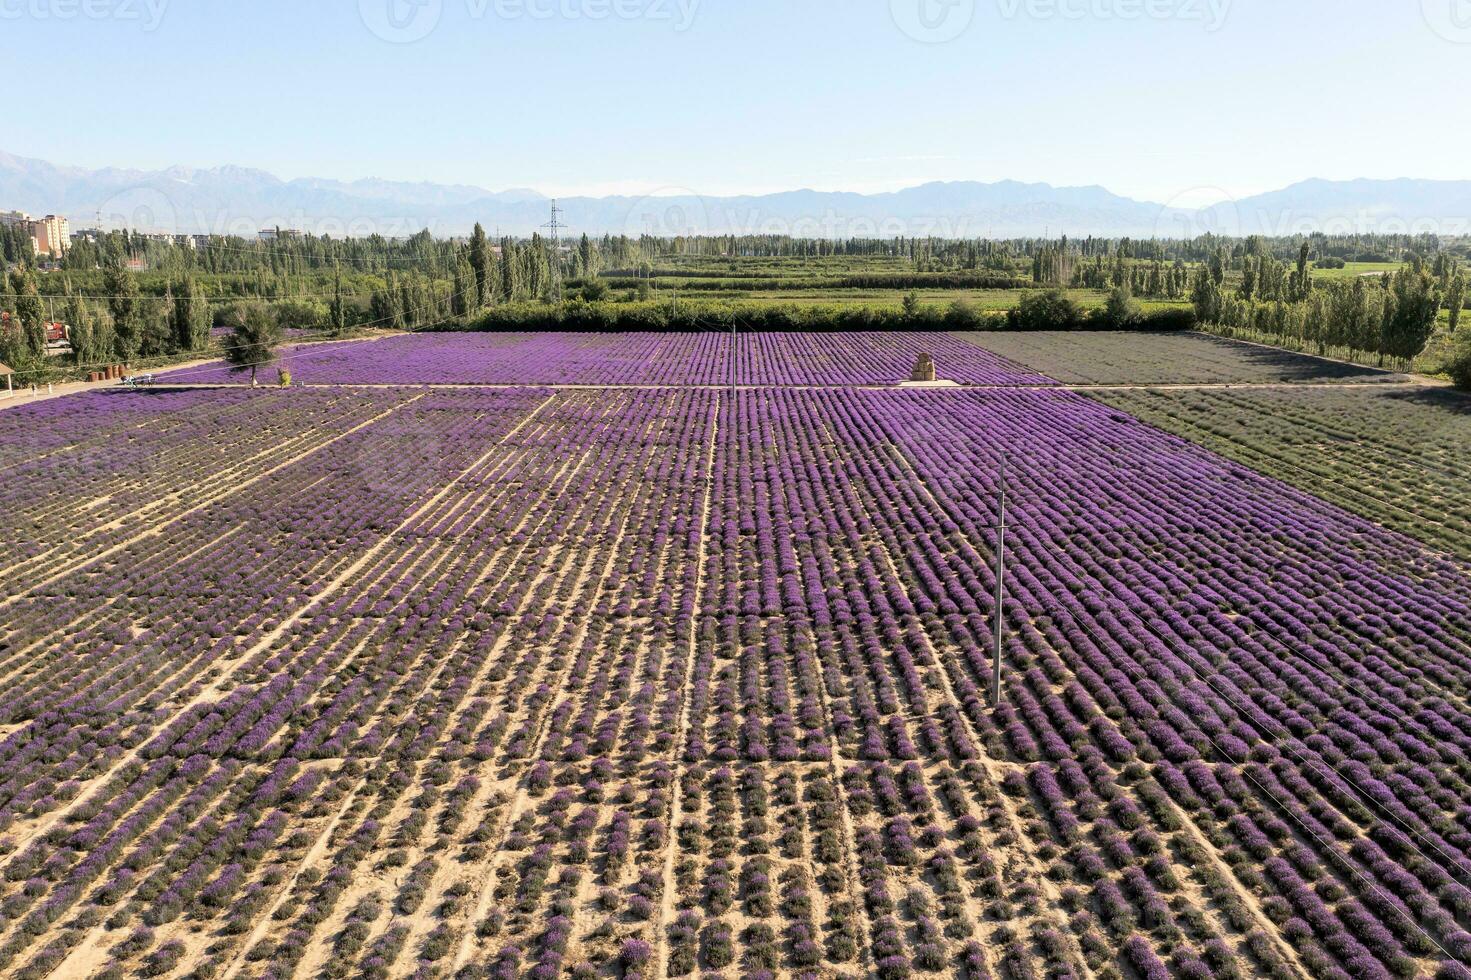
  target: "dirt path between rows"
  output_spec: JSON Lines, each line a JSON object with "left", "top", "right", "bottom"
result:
{"left": 876, "top": 437, "right": 1313, "bottom": 980}
{"left": 0, "top": 392, "right": 423, "bottom": 617}
{"left": 649, "top": 395, "right": 720, "bottom": 980}
{"left": 134, "top": 378, "right": 1452, "bottom": 393}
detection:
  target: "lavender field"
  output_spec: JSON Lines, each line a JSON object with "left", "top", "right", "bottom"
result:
{"left": 2, "top": 333, "right": 1470, "bottom": 980}
{"left": 159, "top": 332, "right": 1054, "bottom": 387}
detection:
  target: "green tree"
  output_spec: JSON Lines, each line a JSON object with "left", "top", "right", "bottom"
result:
{"left": 1447, "top": 273, "right": 1466, "bottom": 334}
{"left": 901, "top": 292, "right": 921, "bottom": 318}
{"left": 330, "top": 259, "right": 348, "bottom": 335}
{"left": 577, "top": 233, "right": 598, "bottom": 280}
{"left": 1383, "top": 265, "right": 1441, "bottom": 361}
{"left": 499, "top": 239, "right": 518, "bottom": 302}
{"left": 452, "top": 256, "right": 475, "bottom": 317}
{"left": 171, "top": 276, "right": 211, "bottom": 351}
{"left": 9, "top": 267, "right": 46, "bottom": 358}
{"left": 64, "top": 292, "right": 110, "bottom": 365}
{"left": 103, "top": 262, "right": 142, "bottom": 362}
{"left": 369, "top": 275, "right": 400, "bottom": 326}
{"left": 221, "top": 303, "right": 283, "bottom": 385}
{"left": 273, "top": 298, "right": 327, "bottom": 333}
{"left": 468, "top": 223, "right": 491, "bottom": 309}
{"left": 1289, "top": 241, "right": 1313, "bottom": 301}
{"left": 1102, "top": 286, "right": 1141, "bottom": 328}
{"left": 1190, "top": 266, "right": 1223, "bottom": 324}
{"left": 137, "top": 296, "right": 174, "bottom": 358}
{"left": 1448, "top": 331, "right": 1471, "bottom": 391}
{"left": 1007, "top": 289, "right": 1084, "bottom": 331}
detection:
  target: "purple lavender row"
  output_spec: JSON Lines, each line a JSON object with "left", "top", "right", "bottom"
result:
{"left": 159, "top": 331, "right": 1053, "bottom": 387}
{"left": 848, "top": 387, "right": 1471, "bottom": 977}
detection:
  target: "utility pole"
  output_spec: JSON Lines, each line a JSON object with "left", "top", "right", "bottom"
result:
{"left": 541, "top": 200, "right": 565, "bottom": 303}
{"left": 991, "top": 453, "right": 1009, "bottom": 707}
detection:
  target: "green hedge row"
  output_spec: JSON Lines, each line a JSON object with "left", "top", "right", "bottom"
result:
{"left": 438, "top": 298, "right": 1196, "bottom": 334}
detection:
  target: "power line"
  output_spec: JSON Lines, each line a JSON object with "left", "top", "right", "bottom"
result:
{"left": 541, "top": 200, "right": 566, "bottom": 304}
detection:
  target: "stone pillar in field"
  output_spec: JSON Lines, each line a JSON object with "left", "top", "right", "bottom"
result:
{"left": 910, "top": 353, "right": 937, "bottom": 383}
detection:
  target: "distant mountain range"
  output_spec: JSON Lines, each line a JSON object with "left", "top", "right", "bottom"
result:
{"left": 2, "top": 150, "right": 1468, "bottom": 240}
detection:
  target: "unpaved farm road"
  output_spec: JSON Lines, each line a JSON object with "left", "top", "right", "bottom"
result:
{"left": 86, "top": 377, "right": 1457, "bottom": 394}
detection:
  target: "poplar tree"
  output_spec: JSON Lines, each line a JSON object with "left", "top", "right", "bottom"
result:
{"left": 330, "top": 261, "right": 348, "bottom": 335}
{"left": 171, "top": 276, "right": 210, "bottom": 351}
{"left": 9, "top": 267, "right": 45, "bottom": 358}
{"left": 469, "top": 223, "right": 491, "bottom": 309}
{"left": 1447, "top": 273, "right": 1466, "bottom": 334}
{"left": 104, "top": 261, "right": 142, "bottom": 361}
{"left": 499, "top": 238, "right": 518, "bottom": 302}
{"left": 453, "top": 256, "right": 475, "bottom": 317}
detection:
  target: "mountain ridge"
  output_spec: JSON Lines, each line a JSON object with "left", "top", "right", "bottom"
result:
{"left": 1, "top": 150, "right": 1466, "bottom": 239}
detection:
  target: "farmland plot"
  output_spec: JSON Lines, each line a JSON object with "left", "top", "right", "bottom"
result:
{"left": 159, "top": 332, "right": 1053, "bottom": 388}
{"left": 1090, "top": 385, "right": 1471, "bottom": 557}
{"left": 1, "top": 354, "right": 1471, "bottom": 980}
{"left": 952, "top": 331, "right": 1399, "bottom": 386}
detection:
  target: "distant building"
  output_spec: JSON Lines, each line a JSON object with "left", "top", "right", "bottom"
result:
{"left": 0, "top": 211, "right": 39, "bottom": 255}
{"left": 32, "top": 215, "right": 70, "bottom": 257}
{"left": 258, "top": 228, "right": 302, "bottom": 242}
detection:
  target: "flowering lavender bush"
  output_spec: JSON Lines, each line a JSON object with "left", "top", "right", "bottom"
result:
{"left": 1, "top": 343, "right": 1468, "bottom": 980}
{"left": 160, "top": 330, "right": 1052, "bottom": 387}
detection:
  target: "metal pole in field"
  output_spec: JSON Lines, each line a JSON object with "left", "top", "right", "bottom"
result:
{"left": 992, "top": 453, "right": 1008, "bottom": 706}
{"left": 730, "top": 319, "right": 736, "bottom": 402}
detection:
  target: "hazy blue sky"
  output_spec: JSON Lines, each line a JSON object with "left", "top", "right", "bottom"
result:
{"left": 5, "top": 0, "right": 1467, "bottom": 202}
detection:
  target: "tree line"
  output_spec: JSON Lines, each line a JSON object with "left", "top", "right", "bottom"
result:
{"left": 1191, "top": 252, "right": 1464, "bottom": 363}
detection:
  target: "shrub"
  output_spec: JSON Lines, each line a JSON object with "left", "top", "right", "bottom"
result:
{"left": 1447, "top": 331, "right": 1471, "bottom": 391}
{"left": 1007, "top": 290, "right": 1086, "bottom": 331}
